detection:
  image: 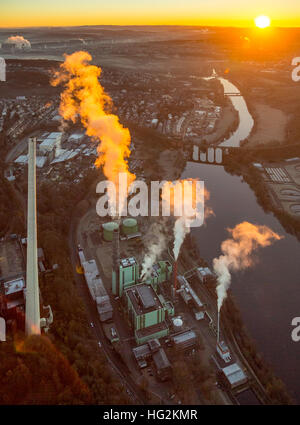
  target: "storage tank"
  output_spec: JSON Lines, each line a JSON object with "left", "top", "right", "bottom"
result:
{"left": 172, "top": 317, "right": 183, "bottom": 330}
{"left": 102, "top": 221, "right": 119, "bottom": 242}
{"left": 121, "top": 218, "right": 138, "bottom": 235}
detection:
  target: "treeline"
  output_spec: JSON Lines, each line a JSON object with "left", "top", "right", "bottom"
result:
{"left": 0, "top": 174, "right": 24, "bottom": 237}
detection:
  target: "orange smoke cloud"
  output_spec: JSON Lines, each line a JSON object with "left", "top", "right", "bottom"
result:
{"left": 214, "top": 221, "right": 283, "bottom": 311}
{"left": 51, "top": 51, "right": 135, "bottom": 214}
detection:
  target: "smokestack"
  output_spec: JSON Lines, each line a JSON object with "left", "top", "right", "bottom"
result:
{"left": 173, "top": 260, "right": 178, "bottom": 291}
{"left": 25, "top": 137, "right": 41, "bottom": 335}
{"left": 112, "top": 226, "right": 120, "bottom": 272}
{"left": 217, "top": 310, "right": 220, "bottom": 344}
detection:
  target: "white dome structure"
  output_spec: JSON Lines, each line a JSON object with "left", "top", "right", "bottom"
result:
{"left": 173, "top": 317, "right": 183, "bottom": 328}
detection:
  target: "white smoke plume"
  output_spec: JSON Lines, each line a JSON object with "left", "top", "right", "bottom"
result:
{"left": 6, "top": 36, "right": 31, "bottom": 49}
{"left": 213, "top": 221, "right": 283, "bottom": 312}
{"left": 141, "top": 221, "right": 168, "bottom": 280}
{"left": 173, "top": 216, "right": 193, "bottom": 261}
{"left": 165, "top": 180, "right": 212, "bottom": 261}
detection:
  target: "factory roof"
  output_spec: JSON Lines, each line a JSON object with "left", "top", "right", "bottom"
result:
{"left": 132, "top": 344, "right": 151, "bottom": 360}
{"left": 3, "top": 277, "right": 25, "bottom": 295}
{"left": 126, "top": 283, "right": 163, "bottom": 316}
{"left": 68, "top": 133, "right": 84, "bottom": 140}
{"left": 0, "top": 317, "right": 6, "bottom": 342}
{"left": 153, "top": 348, "right": 171, "bottom": 371}
{"left": 46, "top": 132, "right": 62, "bottom": 139}
{"left": 137, "top": 285, "right": 155, "bottom": 309}
{"left": 197, "top": 266, "right": 214, "bottom": 277}
{"left": 172, "top": 330, "right": 197, "bottom": 345}
{"left": 39, "top": 138, "right": 57, "bottom": 151}
{"left": 96, "top": 295, "right": 113, "bottom": 314}
{"left": 120, "top": 257, "right": 137, "bottom": 268}
{"left": 15, "top": 154, "right": 28, "bottom": 164}
{"left": 222, "top": 363, "right": 247, "bottom": 387}
{"left": 36, "top": 156, "right": 47, "bottom": 168}
{"left": 51, "top": 149, "right": 80, "bottom": 164}
{"left": 148, "top": 338, "right": 161, "bottom": 352}
{"left": 82, "top": 259, "right": 108, "bottom": 299}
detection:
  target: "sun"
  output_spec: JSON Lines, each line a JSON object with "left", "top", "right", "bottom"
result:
{"left": 255, "top": 15, "right": 271, "bottom": 28}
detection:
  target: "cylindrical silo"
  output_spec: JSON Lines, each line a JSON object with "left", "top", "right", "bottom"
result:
{"left": 121, "top": 218, "right": 138, "bottom": 236}
{"left": 102, "top": 221, "right": 119, "bottom": 242}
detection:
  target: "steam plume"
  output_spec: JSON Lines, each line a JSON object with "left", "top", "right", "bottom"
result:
{"left": 141, "top": 221, "right": 168, "bottom": 280}
{"left": 6, "top": 36, "right": 31, "bottom": 49}
{"left": 161, "top": 179, "right": 212, "bottom": 261}
{"left": 213, "top": 222, "right": 282, "bottom": 312}
{"left": 51, "top": 51, "right": 135, "bottom": 215}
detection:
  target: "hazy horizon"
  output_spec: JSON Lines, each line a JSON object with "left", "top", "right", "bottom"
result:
{"left": 1, "top": 0, "right": 300, "bottom": 28}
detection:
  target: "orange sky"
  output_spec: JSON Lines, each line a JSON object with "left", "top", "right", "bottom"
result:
{"left": 1, "top": 0, "right": 300, "bottom": 27}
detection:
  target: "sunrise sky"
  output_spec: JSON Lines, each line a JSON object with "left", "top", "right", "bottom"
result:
{"left": 1, "top": 0, "right": 300, "bottom": 28}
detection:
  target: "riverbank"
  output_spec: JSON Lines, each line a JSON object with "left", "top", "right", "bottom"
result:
{"left": 245, "top": 103, "right": 289, "bottom": 147}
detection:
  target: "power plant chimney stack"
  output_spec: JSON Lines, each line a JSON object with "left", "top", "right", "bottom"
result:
{"left": 112, "top": 227, "right": 120, "bottom": 272}
{"left": 112, "top": 225, "right": 120, "bottom": 296}
{"left": 217, "top": 310, "right": 220, "bottom": 344}
{"left": 25, "top": 138, "right": 41, "bottom": 335}
{"left": 173, "top": 260, "right": 178, "bottom": 291}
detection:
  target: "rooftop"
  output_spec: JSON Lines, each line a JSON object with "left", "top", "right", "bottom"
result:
{"left": 4, "top": 277, "right": 25, "bottom": 296}
{"left": 51, "top": 149, "right": 80, "bottom": 164}
{"left": 120, "top": 257, "right": 137, "bottom": 269}
{"left": 172, "top": 330, "right": 197, "bottom": 345}
{"left": 153, "top": 347, "right": 171, "bottom": 370}
{"left": 222, "top": 363, "right": 247, "bottom": 386}
{"left": 126, "top": 283, "right": 163, "bottom": 316}
{"left": 132, "top": 343, "right": 151, "bottom": 360}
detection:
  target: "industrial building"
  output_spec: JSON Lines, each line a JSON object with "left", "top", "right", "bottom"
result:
{"left": 78, "top": 247, "right": 113, "bottom": 322}
{"left": 196, "top": 266, "right": 215, "bottom": 284}
{"left": 38, "top": 132, "right": 62, "bottom": 155}
{"left": 153, "top": 347, "right": 172, "bottom": 381}
{"left": 212, "top": 337, "right": 248, "bottom": 391}
{"left": 124, "top": 283, "right": 169, "bottom": 345}
{"left": 144, "top": 261, "right": 173, "bottom": 291}
{"left": 112, "top": 257, "right": 140, "bottom": 298}
{"left": 132, "top": 338, "right": 171, "bottom": 380}
{"left": 171, "top": 330, "right": 197, "bottom": 351}
{"left": 220, "top": 363, "right": 248, "bottom": 390}
{"left": 216, "top": 340, "right": 232, "bottom": 363}
{"left": 177, "top": 275, "right": 206, "bottom": 319}
{"left": 110, "top": 232, "right": 174, "bottom": 344}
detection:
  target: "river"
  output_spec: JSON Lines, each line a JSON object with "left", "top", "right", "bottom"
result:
{"left": 182, "top": 77, "right": 300, "bottom": 402}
